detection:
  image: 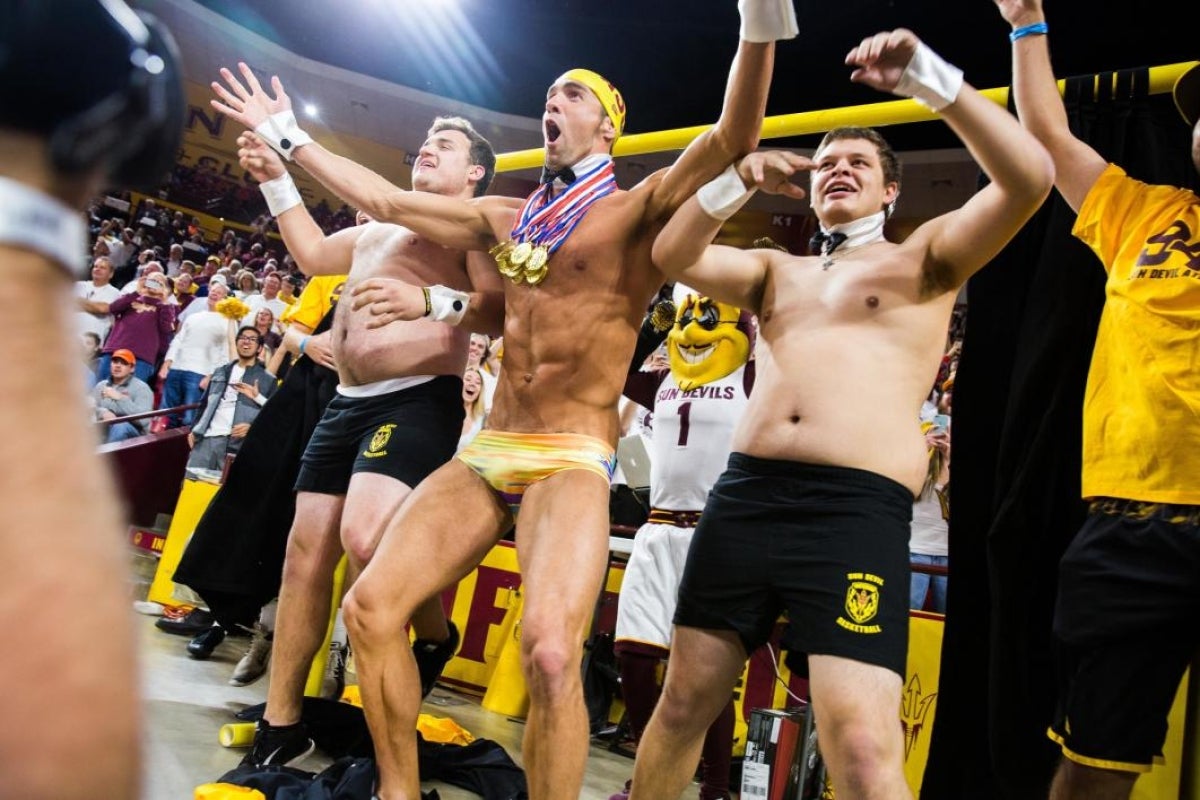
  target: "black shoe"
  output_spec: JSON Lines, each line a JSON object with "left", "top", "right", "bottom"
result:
{"left": 187, "top": 625, "right": 226, "bottom": 659}
{"left": 155, "top": 608, "right": 214, "bottom": 636}
{"left": 239, "top": 719, "right": 315, "bottom": 768}
{"left": 413, "top": 621, "right": 460, "bottom": 698}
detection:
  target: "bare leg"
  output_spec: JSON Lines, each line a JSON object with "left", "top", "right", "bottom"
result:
{"left": 344, "top": 460, "right": 508, "bottom": 800}
{"left": 628, "top": 627, "right": 747, "bottom": 800}
{"left": 0, "top": 251, "right": 139, "bottom": 799}
{"left": 807, "top": 654, "right": 912, "bottom": 800}
{"left": 262, "top": 492, "right": 344, "bottom": 725}
{"left": 341, "top": 472, "right": 449, "bottom": 650}
{"left": 514, "top": 470, "right": 627, "bottom": 799}
{"left": 1049, "top": 760, "right": 1137, "bottom": 800}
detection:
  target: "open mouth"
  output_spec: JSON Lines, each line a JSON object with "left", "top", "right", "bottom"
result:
{"left": 416, "top": 159, "right": 436, "bottom": 170}
{"left": 824, "top": 181, "right": 855, "bottom": 198}
{"left": 545, "top": 119, "right": 561, "bottom": 143}
{"left": 676, "top": 344, "right": 715, "bottom": 365}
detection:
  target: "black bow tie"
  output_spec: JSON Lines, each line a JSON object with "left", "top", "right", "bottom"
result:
{"left": 540, "top": 165, "right": 576, "bottom": 186}
{"left": 809, "top": 230, "right": 848, "bottom": 256}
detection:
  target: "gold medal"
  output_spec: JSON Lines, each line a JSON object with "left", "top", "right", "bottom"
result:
{"left": 527, "top": 245, "right": 549, "bottom": 273}
{"left": 498, "top": 257, "right": 522, "bottom": 280}
{"left": 510, "top": 241, "right": 533, "bottom": 266}
{"left": 524, "top": 264, "right": 548, "bottom": 285}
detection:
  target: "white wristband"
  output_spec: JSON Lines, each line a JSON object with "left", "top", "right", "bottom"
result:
{"left": 738, "top": 0, "right": 799, "bottom": 42}
{"left": 696, "top": 164, "right": 756, "bottom": 221}
{"left": 259, "top": 172, "right": 303, "bottom": 217}
{"left": 253, "top": 110, "right": 314, "bottom": 161}
{"left": 0, "top": 176, "right": 87, "bottom": 277}
{"left": 425, "top": 284, "right": 469, "bottom": 326}
{"left": 894, "top": 41, "right": 964, "bottom": 113}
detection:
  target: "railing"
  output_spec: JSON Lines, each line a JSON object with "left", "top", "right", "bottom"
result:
{"left": 95, "top": 403, "right": 201, "bottom": 430}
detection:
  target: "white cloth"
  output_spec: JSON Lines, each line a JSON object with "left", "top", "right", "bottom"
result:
{"left": 648, "top": 366, "right": 750, "bottom": 510}
{"left": 910, "top": 491, "right": 949, "bottom": 556}
{"left": 614, "top": 522, "right": 697, "bottom": 648}
{"left": 74, "top": 280, "right": 121, "bottom": 341}
{"left": 164, "top": 310, "right": 230, "bottom": 376}
{"left": 336, "top": 374, "right": 435, "bottom": 398}
{"left": 205, "top": 364, "right": 247, "bottom": 437}
{"left": 242, "top": 294, "right": 289, "bottom": 329}
{"left": 615, "top": 364, "right": 750, "bottom": 647}
{"left": 176, "top": 298, "right": 208, "bottom": 326}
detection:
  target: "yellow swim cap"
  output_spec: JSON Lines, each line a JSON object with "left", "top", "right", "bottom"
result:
{"left": 559, "top": 68, "right": 626, "bottom": 137}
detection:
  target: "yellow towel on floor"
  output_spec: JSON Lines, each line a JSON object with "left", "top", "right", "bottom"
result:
{"left": 194, "top": 784, "right": 266, "bottom": 800}
{"left": 334, "top": 685, "right": 475, "bottom": 744}
{"left": 417, "top": 713, "right": 476, "bottom": 745}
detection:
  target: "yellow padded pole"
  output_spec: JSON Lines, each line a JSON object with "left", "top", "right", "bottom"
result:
{"left": 495, "top": 62, "right": 1198, "bottom": 173}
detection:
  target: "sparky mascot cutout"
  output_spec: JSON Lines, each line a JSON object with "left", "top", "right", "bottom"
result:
{"left": 611, "top": 282, "right": 756, "bottom": 799}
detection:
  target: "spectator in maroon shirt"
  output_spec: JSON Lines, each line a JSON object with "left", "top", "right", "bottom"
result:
{"left": 95, "top": 272, "right": 175, "bottom": 383}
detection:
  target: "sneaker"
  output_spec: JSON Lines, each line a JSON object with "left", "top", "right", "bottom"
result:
{"left": 413, "top": 621, "right": 460, "bottom": 698}
{"left": 321, "top": 640, "right": 349, "bottom": 700}
{"left": 239, "top": 719, "right": 315, "bottom": 768}
{"left": 229, "top": 625, "right": 272, "bottom": 686}
{"left": 607, "top": 779, "right": 632, "bottom": 800}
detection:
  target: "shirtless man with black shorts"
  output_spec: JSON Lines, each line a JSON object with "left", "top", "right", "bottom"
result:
{"left": 634, "top": 27, "right": 1055, "bottom": 800}
{"left": 233, "top": 117, "right": 504, "bottom": 768}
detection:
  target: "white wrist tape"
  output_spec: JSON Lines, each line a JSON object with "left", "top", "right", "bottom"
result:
{"left": 253, "top": 110, "right": 314, "bottom": 161}
{"left": 894, "top": 41, "right": 964, "bottom": 112}
{"left": 259, "top": 172, "right": 303, "bottom": 216}
{"left": 425, "top": 284, "right": 469, "bottom": 326}
{"left": 697, "top": 164, "right": 756, "bottom": 221}
{"left": 738, "top": 0, "right": 799, "bottom": 42}
{"left": 0, "top": 176, "right": 87, "bottom": 277}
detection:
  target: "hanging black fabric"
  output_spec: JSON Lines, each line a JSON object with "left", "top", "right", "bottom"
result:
{"left": 921, "top": 69, "right": 1200, "bottom": 800}
{"left": 174, "top": 307, "right": 339, "bottom": 630}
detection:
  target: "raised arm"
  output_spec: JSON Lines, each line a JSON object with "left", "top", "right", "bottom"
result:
{"left": 994, "top": 0, "right": 1107, "bottom": 212}
{"left": 652, "top": 150, "right": 807, "bottom": 310}
{"left": 647, "top": 1, "right": 797, "bottom": 221}
{"left": 847, "top": 29, "right": 1054, "bottom": 288}
{"left": 237, "top": 132, "right": 361, "bottom": 276}
{"left": 212, "top": 65, "right": 516, "bottom": 250}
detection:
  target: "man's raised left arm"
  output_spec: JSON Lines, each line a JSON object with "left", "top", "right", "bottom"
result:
{"left": 647, "top": 0, "right": 797, "bottom": 221}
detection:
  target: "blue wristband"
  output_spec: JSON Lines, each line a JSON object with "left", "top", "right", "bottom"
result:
{"left": 1010, "top": 22, "right": 1048, "bottom": 42}
{"left": 299, "top": 335, "right": 310, "bottom": 355}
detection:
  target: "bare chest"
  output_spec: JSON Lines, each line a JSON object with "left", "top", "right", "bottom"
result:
{"left": 352, "top": 223, "right": 466, "bottom": 287}
{"left": 760, "top": 247, "right": 919, "bottom": 330}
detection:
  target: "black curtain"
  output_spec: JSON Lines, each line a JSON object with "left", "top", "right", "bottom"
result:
{"left": 922, "top": 70, "right": 1200, "bottom": 800}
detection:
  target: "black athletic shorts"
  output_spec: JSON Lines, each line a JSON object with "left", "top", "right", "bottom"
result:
{"left": 1049, "top": 498, "right": 1200, "bottom": 772}
{"left": 294, "top": 375, "right": 464, "bottom": 495}
{"left": 674, "top": 453, "right": 914, "bottom": 677}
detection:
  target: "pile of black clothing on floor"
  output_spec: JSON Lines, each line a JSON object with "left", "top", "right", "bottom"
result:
{"left": 222, "top": 698, "right": 528, "bottom": 800}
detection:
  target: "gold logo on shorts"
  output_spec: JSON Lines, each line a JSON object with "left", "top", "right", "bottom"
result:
{"left": 837, "top": 572, "right": 883, "bottom": 634}
{"left": 363, "top": 424, "right": 396, "bottom": 459}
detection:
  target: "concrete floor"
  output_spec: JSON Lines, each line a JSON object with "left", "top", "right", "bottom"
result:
{"left": 137, "top": 612, "right": 699, "bottom": 799}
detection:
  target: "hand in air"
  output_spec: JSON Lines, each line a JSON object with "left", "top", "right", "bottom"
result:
{"left": 237, "top": 131, "right": 287, "bottom": 183}
{"left": 211, "top": 63, "right": 291, "bottom": 131}
{"left": 845, "top": 29, "right": 921, "bottom": 94}
{"left": 737, "top": 151, "right": 811, "bottom": 199}
{"left": 350, "top": 278, "right": 427, "bottom": 330}
{"left": 993, "top": 0, "right": 1045, "bottom": 28}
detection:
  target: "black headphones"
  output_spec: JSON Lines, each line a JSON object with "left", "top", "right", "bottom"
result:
{"left": 2, "top": 0, "right": 184, "bottom": 191}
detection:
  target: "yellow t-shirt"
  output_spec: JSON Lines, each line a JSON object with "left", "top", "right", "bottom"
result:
{"left": 280, "top": 275, "right": 346, "bottom": 330}
{"left": 1073, "top": 164, "right": 1200, "bottom": 503}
